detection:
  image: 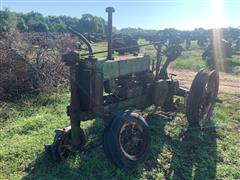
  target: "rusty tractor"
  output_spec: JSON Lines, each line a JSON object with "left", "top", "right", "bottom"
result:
{"left": 45, "top": 7, "right": 221, "bottom": 169}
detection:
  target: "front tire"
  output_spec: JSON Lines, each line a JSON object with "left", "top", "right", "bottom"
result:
{"left": 103, "top": 110, "right": 151, "bottom": 169}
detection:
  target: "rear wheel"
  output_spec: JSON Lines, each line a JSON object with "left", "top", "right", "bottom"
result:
{"left": 186, "top": 70, "right": 219, "bottom": 127}
{"left": 103, "top": 110, "right": 151, "bottom": 169}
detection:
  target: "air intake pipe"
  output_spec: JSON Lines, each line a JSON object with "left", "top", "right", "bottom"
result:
{"left": 106, "top": 7, "right": 115, "bottom": 60}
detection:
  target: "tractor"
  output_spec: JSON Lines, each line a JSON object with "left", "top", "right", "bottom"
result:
{"left": 45, "top": 7, "right": 220, "bottom": 169}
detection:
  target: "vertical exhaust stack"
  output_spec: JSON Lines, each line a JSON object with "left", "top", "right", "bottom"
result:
{"left": 106, "top": 7, "right": 115, "bottom": 60}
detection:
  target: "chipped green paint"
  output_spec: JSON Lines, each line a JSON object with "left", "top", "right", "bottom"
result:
{"left": 96, "top": 55, "right": 151, "bottom": 80}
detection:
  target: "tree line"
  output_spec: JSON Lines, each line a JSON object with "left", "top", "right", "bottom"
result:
{"left": 0, "top": 8, "right": 239, "bottom": 48}
{"left": 0, "top": 8, "right": 118, "bottom": 34}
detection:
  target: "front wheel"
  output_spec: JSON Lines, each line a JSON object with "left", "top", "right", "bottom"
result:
{"left": 103, "top": 110, "right": 151, "bottom": 169}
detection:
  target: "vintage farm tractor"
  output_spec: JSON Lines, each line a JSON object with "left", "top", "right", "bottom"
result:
{"left": 45, "top": 7, "right": 220, "bottom": 169}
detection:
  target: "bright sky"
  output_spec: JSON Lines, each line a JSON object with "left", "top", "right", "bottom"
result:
{"left": 1, "top": 0, "right": 240, "bottom": 30}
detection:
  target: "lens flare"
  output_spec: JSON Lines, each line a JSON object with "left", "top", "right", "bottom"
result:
{"left": 211, "top": 0, "right": 223, "bottom": 28}
{"left": 212, "top": 29, "right": 225, "bottom": 71}
{"left": 211, "top": 0, "right": 225, "bottom": 71}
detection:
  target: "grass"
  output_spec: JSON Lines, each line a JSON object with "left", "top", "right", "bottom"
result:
{"left": 170, "top": 52, "right": 206, "bottom": 70}
{"left": 0, "top": 91, "right": 240, "bottom": 179}
{"left": 1, "top": 41, "right": 240, "bottom": 179}
{"left": 145, "top": 50, "right": 207, "bottom": 71}
{"left": 225, "top": 55, "right": 240, "bottom": 74}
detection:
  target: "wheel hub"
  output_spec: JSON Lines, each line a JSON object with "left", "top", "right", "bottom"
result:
{"left": 119, "top": 121, "right": 147, "bottom": 160}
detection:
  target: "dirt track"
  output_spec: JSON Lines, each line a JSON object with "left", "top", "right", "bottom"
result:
{"left": 169, "top": 69, "right": 240, "bottom": 95}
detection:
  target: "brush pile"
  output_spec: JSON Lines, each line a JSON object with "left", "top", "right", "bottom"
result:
{"left": 0, "top": 32, "right": 79, "bottom": 100}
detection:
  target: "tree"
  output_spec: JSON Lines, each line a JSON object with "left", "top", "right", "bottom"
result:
{"left": 79, "top": 14, "right": 96, "bottom": 33}
{"left": 93, "top": 16, "right": 106, "bottom": 33}
{"left": 16, "top": 17, "right": 28, "bottom": 32}
{"left": 23, "top": 11, "right": 48, "bottom": 32}
{"left": 0, "top": 8, "right": 17, "bottom": 32}
{"left": 46, "top": 16, "right": 66, "bottom": 32}
{"left": 59, "top": 15, "right": 79, "bottom": 31}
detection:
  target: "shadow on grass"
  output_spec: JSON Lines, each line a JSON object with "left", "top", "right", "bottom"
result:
{"left": 144, "top": 114, "right": 217, "bottom": 180}
{"left": 22, "top": 119, "right": 141, "bottom": 179}
{"left": 22, "top": 113, "right": 217, "bottom": 179}
{"left": 168, "top": 127, "right": 217, "bottom": 179}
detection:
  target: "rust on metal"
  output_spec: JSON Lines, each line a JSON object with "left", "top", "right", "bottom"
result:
{"left": 45, "top": 7, "right": 220, "bottom": 169}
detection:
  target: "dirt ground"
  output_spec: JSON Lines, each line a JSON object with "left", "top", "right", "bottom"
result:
{"left": 169, "top": 69, "right": 240, "bottom": 95}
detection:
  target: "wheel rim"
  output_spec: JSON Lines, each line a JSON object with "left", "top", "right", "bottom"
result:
{"left": 119, "top": 120, "right": 148, "bottom": 161}
{"left": 187, "top": 70, "right": 219, "bottom": 126}
{"left": 198, "top": 71, "right": 219, "bottom": 126}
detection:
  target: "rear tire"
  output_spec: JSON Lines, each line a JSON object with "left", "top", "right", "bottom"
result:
{"left": 186, "top": 70, "right": 219, "bottom": 127}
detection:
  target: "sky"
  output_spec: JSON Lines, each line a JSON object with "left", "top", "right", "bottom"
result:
{"left": 1, "top": 0, "right": 240, "bottom": 30}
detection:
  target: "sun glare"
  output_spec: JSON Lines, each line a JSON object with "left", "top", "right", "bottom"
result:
{"left": 211, "top": 0, "right": 224, "bottom": 28}
{"left": 211, "top": 0, "right": 225, "bottom": 71}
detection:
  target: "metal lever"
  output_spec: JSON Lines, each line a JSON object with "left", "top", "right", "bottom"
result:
{"left": 68, "top": 27, "right": 93, "bottom": 55}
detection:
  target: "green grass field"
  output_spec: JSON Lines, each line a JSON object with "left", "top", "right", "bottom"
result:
{"left": 0, "top": 91, "right": 239, "bottom": 179}
{"left": 1, "top": 41, "right": 240, "bottom": 179}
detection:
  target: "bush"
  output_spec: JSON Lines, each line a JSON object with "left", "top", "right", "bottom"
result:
{"left": 0, "top": 32, "right": 78, "bottom": 100}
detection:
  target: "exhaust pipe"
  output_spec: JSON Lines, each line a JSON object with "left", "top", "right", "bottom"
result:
{"left": 106, "top": 7, "right": 115, "bottom": 60}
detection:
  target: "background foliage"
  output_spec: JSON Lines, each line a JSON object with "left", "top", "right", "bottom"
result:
{"left": 0, "top": 8, "right": 109, "bottom": 34}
